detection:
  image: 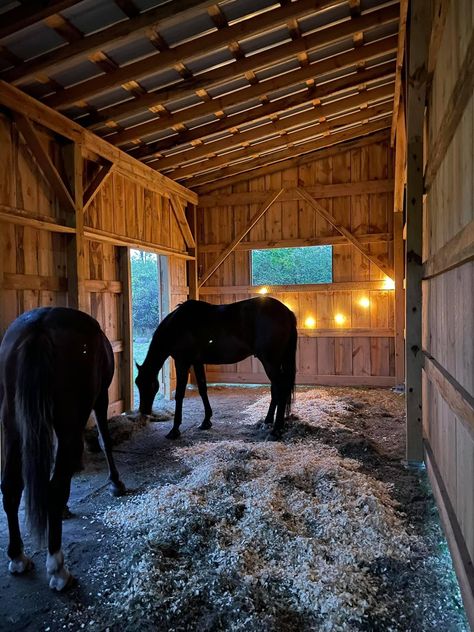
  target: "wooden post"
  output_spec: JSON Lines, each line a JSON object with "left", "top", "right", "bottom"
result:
{"left": 405, "top": 0, "right": 430, "bottom": 462}
{"left": 119, "top": 247, "right": 133, "bottom": 411}
{"left": 186, "top": 204, "right": 199, "bottom": 300}
{"left": 394, "top": 211, "right": 405, "bottom": 384}
{"left": 65, "top": 142, "right": 88, "bottom": 311}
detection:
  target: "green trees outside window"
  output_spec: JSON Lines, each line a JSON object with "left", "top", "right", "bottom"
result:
{"left": 251, "top": 245, "right": 333, "bottom": 286}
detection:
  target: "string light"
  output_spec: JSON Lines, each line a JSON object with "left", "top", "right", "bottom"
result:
{"left": 383, "top": 277, "right": 395, "bottom": 290}
{"left": 359, "top": 297, "right": 370, "bottom": 308}
{"left": 258, "top": 286, "right": 269, "bottom": 295}
{"left": 305, "top": 316, "right": 316, "bottom": 328}
{"left": 334, "top": 313, "right": 346, "bottom": 325}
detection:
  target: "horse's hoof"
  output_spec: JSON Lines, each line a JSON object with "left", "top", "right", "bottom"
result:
{"left": 8, "top": 553, "right": 34, "bottom": 575}
{"left": 199, "top": 420, "right": 212, "bottom": 430}
{"left": 263, "top": 418, "right": 273, "bottom": 426}
{"left": 268, "top": 430, "right": 283, "bottom": 441}
{"left": 109, "top": 480, "right": 126, "bottom": 497}
{"left": 166, "top": 429, "right": 181, "bottom": 440}
{"left": 49, "top": 569, "right": 76, "bottom": 592}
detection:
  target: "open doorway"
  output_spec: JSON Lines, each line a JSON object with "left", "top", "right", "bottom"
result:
{"left": 130, "top": 249, "right": 166, "bottom": 409}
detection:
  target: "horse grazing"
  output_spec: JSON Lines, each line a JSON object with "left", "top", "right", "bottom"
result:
{"left": 136, "top": 296, "right": 297, "bottom": 439}
{"left": 0, "top": 307, "right": 125, "bottom": 591}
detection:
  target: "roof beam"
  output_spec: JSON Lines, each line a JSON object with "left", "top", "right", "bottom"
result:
{"left": 131, "top": 61, "right": 395, "bottom": 159}
{"left": 163, "top": 105, "right": 392, "bottom": 181}
{"left": 188, "top": 121, "right": 391, "bottom": 189}
{"left": 1, "top": 0, "right": 217, "bottom": 85}
{"left": 79, "top": 2, "right": 398, "bottom": 131}
{"left": 41, "top": 0, "right": 345, "bottom": 109}
{"left": 109, "top": 34, "right": 398, "bottom": 146}
{"left": 0, "top": 1, "right": 82, "bottom": 39}
{"left": 153, "top": 82, "right": 394, "bottom": 171}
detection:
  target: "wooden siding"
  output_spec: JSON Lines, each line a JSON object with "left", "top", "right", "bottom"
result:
{"left": 0, "top": 112, "right": 191, "bottom": 416}
{"left": 197, "top": 138, "right": 397, "bottom": 386}
{"left": 422, "top": 0, "right": 474, "bottom": 625}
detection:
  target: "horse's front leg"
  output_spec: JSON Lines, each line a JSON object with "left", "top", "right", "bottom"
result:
{"left": 193, "top": 363, "right": 213, "bottom": 430}
{"left": 166, "top": 362, "right": 189, "bottom": 440}
{"left": 1, "top": 432, "right": 34, "bottom": 575}
{"left": 94, "top": 391, "right": 126, "bottom": 497}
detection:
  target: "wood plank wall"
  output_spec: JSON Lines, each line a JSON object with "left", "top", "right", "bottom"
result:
{"left": 0, "top": 113, "right": 188, "bottom": 415}
{"left": 422, "top": 0, "right": 474, "bottom": 622}
{"left": 197, "top": 138, "right": 398, "bottom": 386}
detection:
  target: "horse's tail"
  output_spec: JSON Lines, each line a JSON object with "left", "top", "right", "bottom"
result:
{"left": 15, "top": 324, "right": 55, "bottom": 544}
{"left": 283, "top": 311, "right": 298, "bottom": 416}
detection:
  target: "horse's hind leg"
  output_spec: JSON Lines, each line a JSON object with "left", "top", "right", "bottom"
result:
{"left": 261, "top": 360, "right": 287, "bottom": 439}
{"left": 46, "top": 436, "right": 81, "bottom": 591}
{"left": 94, "top": 390, "right": 126, "bottom": 497}
{"left": 194, "top": 363, "right": 213, "bottom": 430}
{"left": 1, "top": 433, "right": 33, "bottom": 574}
{"left": 264, "top": 384, "right": 277, "bottom": 426}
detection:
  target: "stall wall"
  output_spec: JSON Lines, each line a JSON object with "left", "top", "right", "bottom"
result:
{"left": 422, "top": 0, "right": 474, "bottom": 620}
{"left": 197, "top": 137, "right": 398, "bottom": 386}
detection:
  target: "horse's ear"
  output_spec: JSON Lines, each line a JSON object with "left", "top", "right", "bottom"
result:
{"left": 135, "top": 361, "right": 141, "bottom": 370}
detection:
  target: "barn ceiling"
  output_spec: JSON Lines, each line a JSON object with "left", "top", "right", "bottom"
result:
{"left": 0, "top": 0, "right": 401, "bottom": 192}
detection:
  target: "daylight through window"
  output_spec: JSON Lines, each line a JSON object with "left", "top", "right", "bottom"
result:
{"left": 251, "top": 245, "right": 333, "bottom": 286}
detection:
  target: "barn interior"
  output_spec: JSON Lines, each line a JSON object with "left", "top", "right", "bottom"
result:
{"left": 0, "top": 0, "right": 472, "bottom": 629}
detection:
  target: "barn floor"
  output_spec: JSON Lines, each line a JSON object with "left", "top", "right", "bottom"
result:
{"left": 0, "top": 386, "right": 468, "bottom": 632}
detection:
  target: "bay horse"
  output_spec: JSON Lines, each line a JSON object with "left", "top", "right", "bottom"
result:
{"left": 0, "top": 307, "right": 125, "bottom": 591}
{"left": 136, "top": 297, "right": 297, "bottom": 439}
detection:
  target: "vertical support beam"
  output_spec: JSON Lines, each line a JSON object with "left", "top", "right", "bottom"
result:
{"left": 65, "top": 142, "right": 88, "bottom": 311}
{"left": 394, "top": 211, "right": 405, "bottom": 384}
{"left": 405, "top": 0, "right": 430, "bottom": 462}
{"left": 119, "top": 246, "right": 133, "bottom": 411}
{"left": 186, "top": 204, "right": 199, "bottom": 300}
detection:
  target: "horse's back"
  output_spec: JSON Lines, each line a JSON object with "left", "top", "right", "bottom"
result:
{"left": 0, "top": 308, "right": 113, "bottom": 401}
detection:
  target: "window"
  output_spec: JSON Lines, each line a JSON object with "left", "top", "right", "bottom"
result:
{"left": 251, "top": 245, "right": 333, "bottom": 286}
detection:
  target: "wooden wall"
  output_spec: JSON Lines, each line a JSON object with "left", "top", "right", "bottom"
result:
{"left": 196, "top": 137, "right": 399, "bottom": 386}
{"left": 421, "top": 0, "right": 474, "bottom": 623}
{"left": 0, "top": 111, "right": 190, "bottom": 415}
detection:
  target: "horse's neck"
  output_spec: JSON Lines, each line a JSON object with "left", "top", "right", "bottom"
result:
{"left": 142, "top": 331, "right": 168, "bottom": 375}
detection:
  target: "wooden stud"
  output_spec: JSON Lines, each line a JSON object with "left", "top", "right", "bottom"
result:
{"left": 119, "top": 247, "right": 133, "bottom": 411}
{"left": 170, "top": 195, "right": 196, "bottom": 249}
{"left": 394, "top": 211, "right": 405, "bottom": 383}
{"left": 390, "top": 0, "right": 409, "bottom": 146}
{"left": 405, "top": 0, "right": 430, "bottom": 463}
{"left": 83, "top": 162, "right": 114, "bottom": 211}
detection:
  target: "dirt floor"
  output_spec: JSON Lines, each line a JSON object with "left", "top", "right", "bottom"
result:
{"left": 0, "top": 386, "right": 469, "bottom": 632}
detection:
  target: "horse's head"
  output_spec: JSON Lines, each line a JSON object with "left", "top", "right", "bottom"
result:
{"left": 135, "top": 363, "right": 159, "bottom": 416}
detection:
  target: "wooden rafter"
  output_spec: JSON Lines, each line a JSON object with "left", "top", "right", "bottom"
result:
{"left": 109, "top": 34, "right": 398, "bottom": 147}
{"left": 83, "top": 162, "right": 115, "bottom": 212}
{"left": 194, "top": 129, "right": 390, "bottom": 193}
{"left": 130, "top": 61, "right": 394, "bottom": 160}
{"left": 0, "top": 1, "right": 82, "bottom": 39}
{"left": 170, "top": 195, "right": 196, "bottom": 249}
{"left": 153, "top": 83, "right": 394, "bottom": 172}
{"left": 390, "top": 0, "right": 408, "bottom": 146}
{"left": 13, "top": 113, "right": 76, "bottom": 214}
{"left": 42, "top": 0, "right": 345, "bottom": 109}
{"left": 2, "top": 0, "right": 215, "bottom": 85}
{"left": 180, "top": 117, "right": 392, "bottom": 188}
{"left": 80, "top": 3, "right": 398, "bottom": 131}
{"left": 199, "top": 189, "right": 285, "bottom": 286}
{"left": 161, "top": 103, "right": 393, "bottom": 181}
{"left": 295, "top": 187, "right": 394, "bottom": 279}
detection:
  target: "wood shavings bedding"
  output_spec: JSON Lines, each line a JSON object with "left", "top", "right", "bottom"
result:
{"left": 100, "top": 439, "right": 421, "bottom": 631}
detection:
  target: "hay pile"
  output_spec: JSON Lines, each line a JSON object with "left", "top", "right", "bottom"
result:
{"left": 100, "top": 435, "right": 420, "bottom": 631}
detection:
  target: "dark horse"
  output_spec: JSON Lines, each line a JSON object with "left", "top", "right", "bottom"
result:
{"left": 0, "top": 307, "right": 125, "bottom": 591}
{"left": 136, "top": 297, "right": 297, "bottom": 439}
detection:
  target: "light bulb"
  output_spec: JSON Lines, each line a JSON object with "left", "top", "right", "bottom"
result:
{"left": 305, "top": 316, "right": 316, "bottom": 328}
{"left": 334, "top": 313, "right": 346, "bottom": 325}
